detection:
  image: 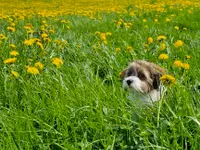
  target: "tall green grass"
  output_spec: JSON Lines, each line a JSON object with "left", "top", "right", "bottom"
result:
{"left": 0, "top": 5, "right": 200, "bottom": 149}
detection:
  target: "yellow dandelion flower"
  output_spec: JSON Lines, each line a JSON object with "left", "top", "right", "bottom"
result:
{"left": 52, "top": 57, "right": 64, "bottom": 68}
{"left": 182, "top": 63, "right": 190, "bottom": 70}
{"left": 4, "top": 58, "right": 17, "bottom": 64}
{"left": 11, "top": 70, "right": 19, "bottom": 78}
{"left": 160, "top": 74, "right": 176, "bottom": 86}
{"left": 174, "top": 26, "right": 179, "bottom": 30}
{"left": 41, "top": 33, "right": 48, "bottom": 38}
{"left": 143, "top": 19, "right": 147, "bottom": 22}
{"left": 173, "top": 60, "right": 183, "bottom": 67}
{"left": 127, "top": 46, "right": 133, "bottom": 52}
{"left": 49, "top": 29, "right": 55, "bottom": 33}
{"left": 174, "top": 40, "right": 184, "bottom": 48}
{"left": 100, "top": 33, "right": 106, "bottom": 41}
{"left": 95, "top": 31, "right": 101, "bottom": 35}
{"left": 66, "top": 26, "right": 70, "bottom": 29}
{"left": 7, "top": 27, "right": 15, "bottom": 32}
{"left": 106, "top": 32, "right": 112, "bottom": 36}
{"left": 24, "top": 39, "right": 35, "bottom": 46}
{"left": 158, "top": 54, "right": 169, "bottom": 60}
{"left": 186, "top": 55, "right": 191, "bottom": 59}
{"left": 154, "top": 19, "right": 158, "bottom": 22}
{"left": 0, "top": 34, "right": 7, "bottom": 40}
{"left": 157, "top": 35, "right": 167, "bottom": 41}
{"left": 36, "top": 42, "right": 44, "bottom": 50}
{"left": 159, "top": 43, "right": 166, "bottom": 50}
{"left": 9, "top": 44, "right": 16, "bottom": 49}
{"left": 147, "top": 37, "right": 153, "bottom": 44}
{"left": 183, "top": 27, "right": 187, "bottom": 31}
{"left": 165, "top": 18, "right": 171, "bottom": 22}
{"left": 10, "top": 51, "right": 19, "bottom": 57}
{"left": 26, "top": 66, "right": 40, "bottom": 75}
{"left": 34, "top": 62, "right": 44, "bottom": 71}
{"left": 114, "top": 48, "right": 121, "bottom": 53}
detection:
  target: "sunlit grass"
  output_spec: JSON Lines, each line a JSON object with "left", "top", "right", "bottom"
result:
{"left": 0, "top": 0, "right": 200, "bottom": 149}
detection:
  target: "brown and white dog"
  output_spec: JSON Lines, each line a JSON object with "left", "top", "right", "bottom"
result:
{"left": 120, "top": 60, "right": 165, "bottom": 104}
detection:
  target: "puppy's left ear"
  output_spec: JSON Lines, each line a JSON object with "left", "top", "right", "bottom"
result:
{"left": 153, "top": 73, "right": 161, "bottom": 89}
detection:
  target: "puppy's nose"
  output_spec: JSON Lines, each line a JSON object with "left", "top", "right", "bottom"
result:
{"left": 126, "top": 79, "right": 133, "bottom": 86}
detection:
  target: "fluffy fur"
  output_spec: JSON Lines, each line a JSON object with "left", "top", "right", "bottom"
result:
{"left": 120, "top": 60, "right": 165, "bottom": 104}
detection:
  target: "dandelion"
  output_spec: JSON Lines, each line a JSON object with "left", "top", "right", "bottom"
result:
{"left": 186, "top": 55, "right": 191, "bottom": 59}
{"left": 9, "top": 44, "right": 16, "bottom": 49}
{"left": 24, "top": 39, "right": 35, "bottom": 46}
{"left": 49, "top": 29, "right": 55, "bottom": 33}
{"left": 36, "top": 42, "right": 44, "bottom": 50}
{"left": 174, "top": 40, "right": 184, "bottom": 48}
{"left": 100, "top": 33, "right": 106, "bottom": 41}
{"left": 143, "top": 18, "right": 147, "bottom": 22}
{"left": 159, "top": 43, "right": 166, "bottom": 50}
{"left": 41, "top": 33, "right": 48, "bottom": 38}
{"left": 106, "top": 32, "right": 112, "bottom": 36}
{"left": 66, "top": 26, "right": 70, "bottom": 29}
{"left": 154, "top": 19, "right": 158, "bottom": 22}
{"left": 7, "top": 27, "right": 15, "bottom": 32}
{"left": 182, "top": 63, "right": 190, "bottom": 70}
{"left": 26, "top": 66, "right": 40, "bottom": 75}
{"left": 95, "top": 31, "right": 100, "bottom": 35}
{"left": 173, "top": 60, "right": 183, "bottom": 67}
{"left": 34, "top": 62, "right": 44, "bottom": 71}
{"left": 11, "top": 70, "right": 19, "bottom": 78}
{"left": 183, "top": 27, "right": 187, "bottom": 31}
{"left": 147, "top": 37, "right": 153, "bottom": 44}
{"left": 0, "top": 34, "right": 7, "bottom": 40}
{"left": 158, "top": 53, "right": 169, "bottom": 60}
{"left": 114, "top": 48, "right": 121, "bottom": 53}
{"left": 52, "top": 57, "right": 64, "bottom": 68}
{"left": 165, "top": 18, "right": 171, "bottom": 22}
{"left": 174, "top": 26, "right": 179, "bottom": 30}
{"left": 157, "top": 35, "right": 167, "bottom": 41}
{"left": 10, "top": 51, "right": 19, "bottom": 57}
{"left": 160, "top": 74, "right": 176, "bottom": 86}
{"left": 4, "top": 58, "right": 17, "bottom": 64}
{"left": 127, "top": 46, "right": 133, "bottom": 52}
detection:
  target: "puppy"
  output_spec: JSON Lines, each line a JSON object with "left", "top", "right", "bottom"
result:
{"left": 120, "top": 60, "right": 165, "bottom": 104}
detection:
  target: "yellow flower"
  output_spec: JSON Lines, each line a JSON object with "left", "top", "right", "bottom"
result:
{"left": 106, "top": 32, "right": 112, "bottom": 36}
{"left": 186, "top": 55, "right": 191, "bottom": 59}
{"left": 100, "top": 33, "right": 106, "bottom": 41}
{"left": 26, "top": 66, "right": 40, "bottom": 75}
{"left": 174, "top": 40, "right": 184, "bottom": 48}
{"left": 157, "top": 35, "right": 167, "bottom": 41}
{"left": 52, "top": 57, "right": 64, "bottom": 68}
{"left": 41, "top": 33, "right": 48, "bottom": 38}
{"left": 143, "top": 18, "right": 147, "bottom": 22}
{"left": 49, "top": 29, "right": 55, "bottom": 33}
{"left": 127, "top": 46, "right": 133, "bottom": 52}
{"left": 34, "top": 62, "right": 44, "bottom": 70}
{"left": 182, "top": 63, "right": 190, "bottom": 70}
{"left": 159, "top": 43, "right": 166, "bottom": 50}
{"left": 165, "top": 18, "right": 171, "bottom": 22}
{"left": 174, "top": 26, "right": 179, "bottom": 30}
{"left": 147, "top": 37, "right": 153, "bottom": 44}
{"left": 10, "top": 51, "right": 19, "bottom": 56}
{"left": 160, "top": 74, "right": 176, "bottom": 86}
{"left": 7, "top": 27, "right": 15, "bottom": 32}
{"left": 9, "top": 44, "right": 16, "bottom": 49}
{"left": 114, "top": 48, "right": 121, "bottom": 53}
{"left": 11, "top": 70, "right": 19, "bottom": 78}
{"left": 24, "top": 39, "right": 35, "bottom": 46}
{"left": 95, "top": 31, "right": 101, "bottom": 35}
{"left": 183, "top": 27, "right": 187, "bottom": 31}
{"left": 0, "top": 34, "right": 7, "bottom": 40}
{"left": 36, "top": 42, "right": 44, "bottom": 50}
{"left": 4, "top": 58, "right": 17, "bottom": 64}
{"left": 173, "top": 60, "right": 183, "bottom": 67}
{"left": 154, "top": 19, "right": 158, "bottom": 22}
{"left": 66, "top": 26, "right": 70, "bottom": 29}
{"left": 158, "top": 54, "right": 169, "bottom": 60}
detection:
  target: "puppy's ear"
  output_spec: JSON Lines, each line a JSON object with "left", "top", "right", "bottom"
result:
{"left": 153, "top": 73, "right": 161, "bottom": 89}
{"left": 119, "top": 69, "right": 127, "bottom": 79}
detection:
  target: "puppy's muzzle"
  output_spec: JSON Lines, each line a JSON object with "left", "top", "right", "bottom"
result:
{"left": 126, "top": 79, "right": 133, "bottom": 86}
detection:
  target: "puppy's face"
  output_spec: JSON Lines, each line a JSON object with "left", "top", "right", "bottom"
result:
{"left": 121, "top": 60, "right": 164, "bottom": 94}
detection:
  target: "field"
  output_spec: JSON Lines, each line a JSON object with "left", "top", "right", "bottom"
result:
{"left": 0, "top": 0, "right": 200, "bottom": 149}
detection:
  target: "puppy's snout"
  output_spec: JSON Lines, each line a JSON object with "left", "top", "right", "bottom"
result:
{"left": 126, "top": 79, "right": 133, "bottom": 86}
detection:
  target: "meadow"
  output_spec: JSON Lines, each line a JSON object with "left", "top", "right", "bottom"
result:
{"left": 0, "top": 0, "right": 200, "bottom": 149}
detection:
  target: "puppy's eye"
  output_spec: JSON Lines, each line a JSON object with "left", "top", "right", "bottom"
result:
{"left": 138, "top": 73, "right": 146, "bottom": 80}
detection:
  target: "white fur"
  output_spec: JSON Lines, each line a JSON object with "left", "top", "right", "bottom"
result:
{"left": 123, "top": 76, "right": 165, "bottom": 105}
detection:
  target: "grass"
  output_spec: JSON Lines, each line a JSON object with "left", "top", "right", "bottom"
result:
{"left": 0, "top": 0, "right": 200, "bottom": 149}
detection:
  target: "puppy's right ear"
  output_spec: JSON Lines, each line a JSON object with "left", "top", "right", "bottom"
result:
{"left": 119, "top": 69, "right": 127, "bottom": 79}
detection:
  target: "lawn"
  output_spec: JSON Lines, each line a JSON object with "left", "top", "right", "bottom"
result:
{"left": 0, "top": 0, "right": 200, "bottom": 149}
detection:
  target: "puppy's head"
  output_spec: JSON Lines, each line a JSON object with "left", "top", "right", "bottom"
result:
{"left": 120, "top": 60, "right": 165, "bottom": 94}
